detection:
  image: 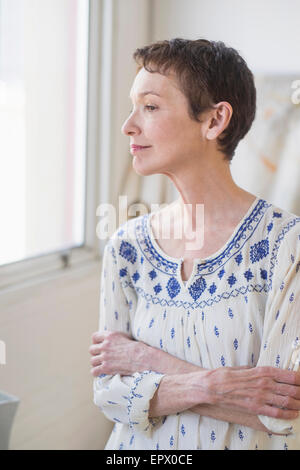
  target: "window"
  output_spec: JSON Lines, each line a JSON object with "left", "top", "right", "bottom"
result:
{"left": 0, "top": 0, "right": 90, "bottom": 267}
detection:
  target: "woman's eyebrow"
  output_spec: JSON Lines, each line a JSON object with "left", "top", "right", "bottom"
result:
{"left": 129, "top": 91, "right": 161, "bottom": 100}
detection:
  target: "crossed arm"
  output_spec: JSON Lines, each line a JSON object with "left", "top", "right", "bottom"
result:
{"left": 89, "top": 331, "right": 300, "bottom": 435}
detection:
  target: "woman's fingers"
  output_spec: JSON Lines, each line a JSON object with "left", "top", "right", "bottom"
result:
{"left": 249, "top": 366, "right": 300, "bottom": 386}
{"left": 204, "top": 366, "right": 300, "bottom": 418}
{"left": 273, "top": 381, "right": 300, "bottom": 400}
{"left": 261, "top": 391, "right": 300, "bottom": 411}
{"left": 90, "top": 354, "right": 102, "bottom": 367}
{"left": 90, "top": 365, "right": 103, "bottom": 377}
{"left": 91, "top": 331, "right": 105, "bottom": 344}
{"left": 246, "top": 402, "right": 299, "bottom": 420}
{"left": 220, "top": 393, "right": 299, "bottom": 419}
{"left": 89, "top": 344, "right": 101, "bottom": 355}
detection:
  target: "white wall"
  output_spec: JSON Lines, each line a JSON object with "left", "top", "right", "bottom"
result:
{"left": 152, "top": 0, "right": 300, "bottom": 74}
{"left": 0, "top": 261, "right": 113, "bottom": 450}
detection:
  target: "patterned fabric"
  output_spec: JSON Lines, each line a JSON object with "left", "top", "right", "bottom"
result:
{"left": 93, "top": 196, "right": 300, "bottom": 450}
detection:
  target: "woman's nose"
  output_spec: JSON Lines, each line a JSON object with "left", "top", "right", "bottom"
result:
{"left": 121, "top": 113, "right": 139, "bottom": 136}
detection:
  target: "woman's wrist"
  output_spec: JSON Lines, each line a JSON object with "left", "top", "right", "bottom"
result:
{"left": 136, "top": 340, "right": 202, "bottom": 375}
{"left": 149, "top": 371, "right": 206, "bottom": 417}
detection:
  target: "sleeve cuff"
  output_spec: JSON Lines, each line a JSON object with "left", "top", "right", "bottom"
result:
{"left": 258, "top": 414, "right": 295, "bottom": 435}
{"left": 258, "top": 341, "right": 300, "bottom": 436}
{"left": 127, "top": 370, "right": 166, "bottom": 438}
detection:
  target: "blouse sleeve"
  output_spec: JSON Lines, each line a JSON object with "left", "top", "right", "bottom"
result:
{"left": 256, "top": 218, "right": 300, "bottom": 435}
{"left": 93, "top": 234, "right": 166, "bottom": 438}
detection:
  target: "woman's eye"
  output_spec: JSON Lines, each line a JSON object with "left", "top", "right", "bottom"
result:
{"left": 129, "top": 105, "right": 157, "bottom": 114}
{"left": 145, "top": 105, "right": 157, "bottom": 112}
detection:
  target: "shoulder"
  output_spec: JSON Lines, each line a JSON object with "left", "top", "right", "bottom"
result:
{"left": 104, "top": 214, "right": 145, "bottom": 263}
{"left": 267, "top": 202, "right": 300, "bottom": 250}
{"left": 264, "top": 201, "right": 300, "bottom": 286}
{"left": 252, "top": 198, "right": 300, "bottom": 259}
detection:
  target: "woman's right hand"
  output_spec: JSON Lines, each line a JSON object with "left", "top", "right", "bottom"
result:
{"left": 191, "top": 366, "right": 300, "bottom": 420}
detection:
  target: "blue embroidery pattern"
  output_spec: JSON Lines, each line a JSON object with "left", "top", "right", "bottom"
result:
{"left": 120, "top": 267, "right": 127, "bottom": 277}
{"left": 260, "top": 268, "right": 268, "bottom": 280}
{"left": 209, "top": 282, "right": 217, "bottom": 294}
{"left": 134, "top": 199, "right": 270, "bottom": 279}
{"left": 135, "top": 217, "right": 179, "bottom": 275}
{"left": 268, "top": 217, "right": 300, "bottom": 291}
{"left": 166, "top": 277, "right": 181, "bottom": 299}
{"left": 154, "top": 283, "right": 162, "bottom": 294}
{"left": 123, "top": 280, "right": 269, "bottom": 310}
{"left": 228, "top": 308, "right": 234, "bottom": 319}
{"left": 149, "top": 269, "right": 157, "bottom": 280}
{"left": 127, "top": 371, "right": 164, "bottom": 434}
{"left": 235, "top": 253, "right": 243, "bottom": 265}
{"left": 244, "top": 269, "right": 254, "bottom": 281}
{"left": 132, "top": 271, "right": 140, "bottom": 283}
{"left": 227, "top": 273, "right": 237, "bottom": 287}
{"left": 218, "top": 268, "right": 225, "bottom": 279}
{"left": 119, "top": 240, "right": 137, "bottom": 264}
{"left": 188, "top": 277, "right": 207, "bottom": 301}
{"left": 250, "top": 239, "right": 269, "bottom": 263}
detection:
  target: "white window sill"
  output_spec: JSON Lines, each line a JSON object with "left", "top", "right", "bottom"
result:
{"left": 0, "top": 246, "right": 102, "bottom": 294}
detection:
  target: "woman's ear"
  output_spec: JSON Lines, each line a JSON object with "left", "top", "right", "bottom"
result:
{"left": 206, "top": 102, "right": 233, "bottom": 140}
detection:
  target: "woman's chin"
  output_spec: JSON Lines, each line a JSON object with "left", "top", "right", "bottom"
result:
{"left": 132, "top": 158, "right": 159, "bottom": 176}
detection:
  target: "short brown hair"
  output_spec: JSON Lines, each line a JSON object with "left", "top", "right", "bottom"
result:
{"left": 132, "top": 38, "right": 256, "bottom": 162}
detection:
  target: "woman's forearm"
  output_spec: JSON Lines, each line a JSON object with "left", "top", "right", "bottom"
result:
{"left": 137, "top": 341, "right": 202, "bottom": 375}
{"left": 145, "top": 345, "right": 254, "bottom": 426}
{"left": 148, "top": 372, "right": 204, "bottom": 417}
{"left": 140, "top": 342, "right": 286, "bottom": 435}
{"left": 90, "top": 334, "right": 293, "bottom": 436}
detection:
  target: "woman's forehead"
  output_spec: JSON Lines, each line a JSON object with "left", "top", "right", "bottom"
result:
{"left": 130, "top": 68, "right": 181, "bottom": 100}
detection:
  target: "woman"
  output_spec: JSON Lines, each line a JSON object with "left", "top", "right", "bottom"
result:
{"left": 89, "top": 38, "right": 300, "bottom": 450}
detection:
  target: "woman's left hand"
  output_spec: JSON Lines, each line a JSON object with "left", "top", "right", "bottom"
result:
{"left": 89, "top": 330, "right": 147, "bottom": 377}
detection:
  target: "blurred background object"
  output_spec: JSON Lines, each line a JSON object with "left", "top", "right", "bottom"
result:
{"left": 0, "top": 391, "right": 19, "bottom": 450}
{"left": 230, "top": 74, "right": 300, "bottom": 216}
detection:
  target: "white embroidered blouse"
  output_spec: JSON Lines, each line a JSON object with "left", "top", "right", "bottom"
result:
{"left": 93, "top": 196, "right": 300, "bottom": 450}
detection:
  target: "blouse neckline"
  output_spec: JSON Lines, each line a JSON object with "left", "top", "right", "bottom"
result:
{"left": 135, "top": 196, "right": 269, "bottom": 293}
{"left": 147, "top": 196, "right": 260, "bottom": 264}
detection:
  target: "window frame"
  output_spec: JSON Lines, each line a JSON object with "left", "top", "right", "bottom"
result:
{"left": 0, "top": 0, "right": 106, "bottom": 292}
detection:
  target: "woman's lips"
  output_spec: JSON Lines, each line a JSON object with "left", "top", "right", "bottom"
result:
{"left": 130, "top": 145, "right": 151, "bottom": 154}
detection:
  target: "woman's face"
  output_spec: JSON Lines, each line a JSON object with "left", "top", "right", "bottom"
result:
{"left": 121, "top": 67, "right": 210, "bottom": 176}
